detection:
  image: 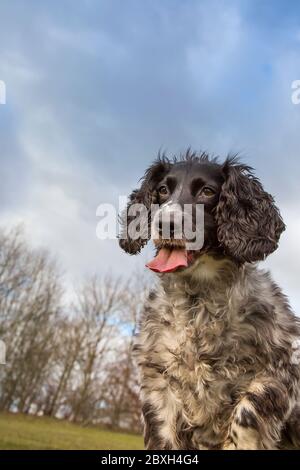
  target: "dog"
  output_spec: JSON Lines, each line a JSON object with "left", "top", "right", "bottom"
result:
{"left": 119, "top": 150, "right": 300, "bottom": 450}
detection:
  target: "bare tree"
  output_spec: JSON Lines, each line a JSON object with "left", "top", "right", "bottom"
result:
{"left": 100, "top": 273, "right": 149, "bottom": 431}
{"left": 0, "top": 226, "right": 62, "bottom": 412}
{"left": 66, "top": 276, "right": 126, "bottom": 424}
{"left": 0, "top": 225, "right": 148, "bottom": 434}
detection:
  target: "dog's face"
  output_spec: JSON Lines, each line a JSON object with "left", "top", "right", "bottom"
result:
{"left": 153, "top": 160, "right": 224, "bottom": 251}
{"left": 119, "top": 152, "right": 285, "bottom": 273}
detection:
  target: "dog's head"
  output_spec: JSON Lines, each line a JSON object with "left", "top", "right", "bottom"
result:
{"left": 119, "top": 151, "right": 285, "bottom": 273}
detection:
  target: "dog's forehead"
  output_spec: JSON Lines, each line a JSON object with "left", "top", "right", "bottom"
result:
{"left": 167, "top": 161, "right": 224, "bottom": 183}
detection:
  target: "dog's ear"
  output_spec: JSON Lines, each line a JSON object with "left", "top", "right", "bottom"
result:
{"left": 215, "top": 158, "right": 285, "bottom": 263}
{"left": 119, "top": 158, "right": 171, "bottom": 254}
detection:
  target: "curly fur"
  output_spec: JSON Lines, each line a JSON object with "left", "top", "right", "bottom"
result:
{"left": 216, "top": 158, "right": 285, "bottom": 263}
{"left": 119, "top": 151, "right": 300, "bottom": 450}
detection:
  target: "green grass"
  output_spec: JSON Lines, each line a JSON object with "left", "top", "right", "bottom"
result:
{"left": 0, "top": 413, "right": 144, "bottom": 450}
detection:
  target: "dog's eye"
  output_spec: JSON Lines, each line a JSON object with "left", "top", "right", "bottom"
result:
{"left": 200, "top": 187, "right": 215, "bottom": 198}
{"left": 158, "top": 185, "right": 168, "bottom": 195}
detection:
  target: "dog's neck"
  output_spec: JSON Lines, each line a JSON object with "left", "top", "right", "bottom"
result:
{"left": 161, "top": 253, "right": 239, "bottom": 299}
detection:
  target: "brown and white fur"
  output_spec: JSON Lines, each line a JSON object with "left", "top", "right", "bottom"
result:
{"left": 119, "top": 151, "right": 300, "bottom": 450}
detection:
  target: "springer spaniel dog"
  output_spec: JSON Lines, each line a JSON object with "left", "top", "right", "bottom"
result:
{"left": 119, "top": 150, "right": 300, "bottom": 450}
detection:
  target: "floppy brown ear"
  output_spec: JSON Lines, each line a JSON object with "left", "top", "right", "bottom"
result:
{"left": 215, "top": 158, "right": 285, "bottom": 263}
{"left": 119, "top": 158, "right": 171, "bottom": 254}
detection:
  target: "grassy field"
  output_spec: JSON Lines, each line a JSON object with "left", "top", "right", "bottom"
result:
{"left": 0, "top": 413, "right": 144, "bottom": 450}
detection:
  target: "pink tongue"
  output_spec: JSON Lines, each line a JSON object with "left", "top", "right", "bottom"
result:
{"left": 146, "top": 248, "right": 188, "bottom": 273}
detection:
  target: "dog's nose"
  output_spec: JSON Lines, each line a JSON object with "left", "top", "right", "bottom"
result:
{"left": 158, "top": 211, "right": 183, "bottom": 238}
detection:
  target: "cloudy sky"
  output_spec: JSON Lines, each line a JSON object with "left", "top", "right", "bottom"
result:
{"left": 0, "top": 0, "right": 300, "bottom": 309}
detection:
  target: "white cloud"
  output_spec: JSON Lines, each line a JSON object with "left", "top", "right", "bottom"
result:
{"left": 265, "top": 203, "right": 300, "bottom": 314}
